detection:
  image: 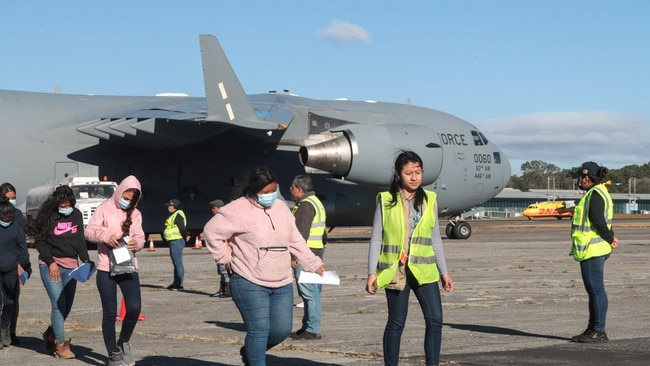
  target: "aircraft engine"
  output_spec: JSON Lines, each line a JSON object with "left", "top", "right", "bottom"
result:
{"left": 299, "top": 124, "right": 443, "bottom": 187}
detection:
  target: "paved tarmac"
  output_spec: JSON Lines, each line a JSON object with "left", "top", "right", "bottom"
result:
{"left": 3, "top": 217, "right": 650, "bottom": 365}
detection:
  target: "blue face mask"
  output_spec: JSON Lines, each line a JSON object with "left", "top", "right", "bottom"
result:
{"left": 59, "top": 207, "right": 74, "bottom": 216}
{"left": 9, "top": 199, "right": 16, "bottom": 207}
{"left": 118, "top": 198, "right": 131, "bottom": 210}
{"left": 257, "top": 191, "right": 278, "bottom": 208}
{"left": 0, "top": 220, "right": 12, "bottom": 227}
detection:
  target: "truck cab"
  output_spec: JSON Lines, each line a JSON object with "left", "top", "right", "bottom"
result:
{"left": 26, "top": 177, "right": 118, "bottom": 226}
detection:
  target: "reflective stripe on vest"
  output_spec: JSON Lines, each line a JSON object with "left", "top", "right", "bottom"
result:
{"left": 571, "top": 184, "right": 613, "bottom": 261}
{"left": 292, "top": 195, "right": 326, "bottom": 249}
{"left": 376, "top": 190, "right": 439, "bottom": 289}
{"left": 163, "top": 210, "right": 186, "bottom": 241}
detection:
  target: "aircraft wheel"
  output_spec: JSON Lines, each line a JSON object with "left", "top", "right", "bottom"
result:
{"left": 445, "top": 223, "right": 456, "bottom": 239}
{"left": 452, "top": 221, "right": 471, "bottom": 239}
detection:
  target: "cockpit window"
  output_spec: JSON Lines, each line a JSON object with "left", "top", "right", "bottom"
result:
{"left": 479, "top": 132, "right": 488, "bottom": 144}
{"left": 493, "top": 152, "right": 501, "bottom": 164}
{"left": 470, "top": 131, "right": 483, "bottom": 146}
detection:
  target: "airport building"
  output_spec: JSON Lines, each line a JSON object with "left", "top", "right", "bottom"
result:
{"left": 479, "top": 188, "right": 650, "bottom": 218}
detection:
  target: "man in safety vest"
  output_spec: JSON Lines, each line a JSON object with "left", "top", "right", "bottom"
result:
{"left": 163, "top": 199, "right": 189, "bottom": 291}
{"left": 569, "top": 161, "right": 619, "bottom": 343}
{"left": 289, "top": 175, "right": 326, "bottom": 340}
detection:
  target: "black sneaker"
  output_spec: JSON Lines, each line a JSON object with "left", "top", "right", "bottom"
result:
{"left": 290, "top": 330, "right": 322, "bottom": 340}
{"left": 572, "top": 329, "right": 608, "bottom": 343}
{"left": 166, "top": 284, "right": 184, "bottom": 291}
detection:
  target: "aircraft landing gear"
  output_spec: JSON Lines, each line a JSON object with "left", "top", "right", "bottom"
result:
{"left": 445, "top": 220, "right": 472, "bottom": 239}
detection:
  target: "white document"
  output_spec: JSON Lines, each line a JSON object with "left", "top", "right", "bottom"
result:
{"left": 112, "top": 246, "right": 132, "bottom": 264}
{"left": 298, "top": 270, "right": 340, "bottom": 285}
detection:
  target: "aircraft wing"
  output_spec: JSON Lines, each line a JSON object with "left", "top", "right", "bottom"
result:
{"left": 74, "top": 34, "right": 287, "bottom": 150}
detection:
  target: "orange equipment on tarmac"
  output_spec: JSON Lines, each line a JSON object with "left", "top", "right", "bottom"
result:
{"left": 148, "top": 238, "right": 156, "bottom": 251}
{"left": 193, "top": 235, "right": 203, "bottom": 249}
{"left": 116, "top": 297, "right": 146, "bottom": 321}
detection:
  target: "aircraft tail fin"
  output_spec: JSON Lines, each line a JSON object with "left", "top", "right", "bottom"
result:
{"left": 199, "top": 34, "right": 283, "bottom": 130}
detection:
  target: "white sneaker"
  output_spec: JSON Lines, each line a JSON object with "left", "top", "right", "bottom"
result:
{"left": 295, "top": 302, "right": 304, "bottom": 308}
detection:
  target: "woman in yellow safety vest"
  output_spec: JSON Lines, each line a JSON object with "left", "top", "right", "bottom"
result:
{"left": 366, "top": 151, "right": 453, "bottom": 366}
{"left": 570, "top": 161, "right": 619, "bottom": 343}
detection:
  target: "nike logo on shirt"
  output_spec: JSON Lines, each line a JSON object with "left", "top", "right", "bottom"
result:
{"left": 53, "top": 222, "right": 79, "bottom": 236}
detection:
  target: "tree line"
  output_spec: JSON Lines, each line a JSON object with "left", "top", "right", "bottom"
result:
{"left": 507, "top": 160, "right": 650, "bottom": 194}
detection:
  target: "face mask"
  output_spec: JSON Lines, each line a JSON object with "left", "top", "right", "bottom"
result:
{"left": 59, "top": 207, "right": 74, "bottom": 216}
{"left": 0, "top": 220, "right": 12, "bottom": 227}
{"left": 257, "top": 191, "right": 278, "bottom": 208}
{"left": 119, "top": 198, "right": 131, "bottom": 210}
{"left": 9, "top": 199, "right": 16, "bottom": 207}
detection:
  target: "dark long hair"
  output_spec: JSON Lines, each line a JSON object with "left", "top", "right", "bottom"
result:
{"left": 27, "top": 185, "right": 77, "bottom": 242}
{"left": 591, "top": 166, "right": 609, "bottom": 185}
{"left": 240, "top": 167, "right": 278, "bottom": 199}
{"left": 0, "top": 182, "right": 16, "bottom": 197}
{"left": 388, "top": 151, "right": 426, "bottom": 208}
{"left": 121, "top": 188, "right": 141, "bottom": 237}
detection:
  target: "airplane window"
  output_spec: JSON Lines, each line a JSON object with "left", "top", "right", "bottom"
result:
{"left": 470, "top": 131, "right": 483, "bottom": 146}
{"left": 479, "top": 132, "right": 489, "bottom": 144}
{"left": 493, "top": 152, "right": 501, "bottom": 164}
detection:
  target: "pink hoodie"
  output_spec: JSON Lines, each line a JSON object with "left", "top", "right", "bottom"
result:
{"left": 204, "top": 196, "right": 323, "bottom": 288}
{"left": 85, "top": 175, "right": 145, "bottom": 272}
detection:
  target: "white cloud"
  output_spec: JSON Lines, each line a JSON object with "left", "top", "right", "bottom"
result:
{"left": 477, "top": 111, "right": 650, "bottom": 171}
{"left": 317, "top": 20, "right": 370, "bottom": 44}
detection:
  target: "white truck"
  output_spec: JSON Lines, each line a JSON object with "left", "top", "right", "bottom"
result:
{"left": 26, "top": 177, "right": 118, "bottom": 226}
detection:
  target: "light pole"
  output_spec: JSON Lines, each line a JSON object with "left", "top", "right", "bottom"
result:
{"left": 628, "top": 177, "right": 637, "bottom": 213}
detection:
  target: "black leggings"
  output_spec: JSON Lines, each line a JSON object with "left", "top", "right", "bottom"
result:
{"left": 96, "top": 270, "right": 142, "bottom": 353}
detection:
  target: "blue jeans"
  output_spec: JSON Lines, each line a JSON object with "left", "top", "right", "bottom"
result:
{"left": 230, "top": 273, "right": 293, "bottom": 366}
{"left": 580, "top": 255, "right": 609, "bottom": 332}
{"left": 294, "top": 264, "right": 322, "bottom": 333}
{"left": 39, "top": 264, "right": 77, "bottom": 342}
{"left": 168, "top": 239, "right": 185, "bottom": 286}
{"left": 96, "top": 270, "right": 142, "bottom": 353}
{"left": 384, "top": 267, "right": 443, "bottom": 366}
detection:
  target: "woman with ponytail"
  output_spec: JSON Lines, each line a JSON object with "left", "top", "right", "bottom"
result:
{"left": 85, "top": 176, "right": 145, "bottom": 365}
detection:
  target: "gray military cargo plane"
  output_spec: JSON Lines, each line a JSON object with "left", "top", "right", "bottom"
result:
{"left": 0, "top": 34, "right": 510, "bottom": 239}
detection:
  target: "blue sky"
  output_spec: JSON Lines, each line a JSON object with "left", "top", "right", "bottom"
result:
{"left": 2, "top": 0, "right": 648, "bottom": 174}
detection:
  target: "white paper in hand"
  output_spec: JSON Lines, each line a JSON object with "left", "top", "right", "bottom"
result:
{"left": 298, "top": 270, "right": 340, "bottom": 285}
{"left": 112, "top": 246, "right": 132, "bottom": 264}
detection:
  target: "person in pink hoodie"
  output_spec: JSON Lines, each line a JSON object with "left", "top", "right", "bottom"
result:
{"left": 204, "top": 167, "right": 325, "bottom": 366}
{"left": 85, "top": 175, "right": 145, "bottom": 366}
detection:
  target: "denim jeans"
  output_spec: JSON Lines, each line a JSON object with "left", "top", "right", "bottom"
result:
{"left": 168, "top": 239, "right": 185, "bottom": 286}
{"left": 0, "top": 268, "right": 19, "bottom": 329}
{"left": 384, "top": 267, "right": 443, "bottom": 366}
{"left": 39, "top": 264, "right": 77, "bottom": 342}
{"left": 580, "top": 255, "right": 609, "bottom": 332}
{"left": 294, "top": 264, "right": 322, "bottom": 333}
{"left": 96, "top": 270, "right": 142, "bottom": 353}
{"left": 230, "top": 273, "right": 293, "bottom": 366}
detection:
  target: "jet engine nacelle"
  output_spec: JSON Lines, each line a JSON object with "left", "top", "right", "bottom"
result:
{"left": 299, "top": 124, "right": 443, "bottom": 187}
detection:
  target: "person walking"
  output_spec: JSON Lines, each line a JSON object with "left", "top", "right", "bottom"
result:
{"left": 85, "top": 175, "right": 145, "bottom": 365}
{"left": 289, "top": 175, "right": 326, "bottom": 340}
{"left": 366, "top": 151, "right": 453, "bottom": 366}
{"left": 208, "top": 199, "right": 231, "bottom": 298}
{"left": 163, "top": 199, "right": 188, "bottom": 291}
{"left": 203, "top": 166, "right": 325, "bottom": 366}
{"left": 0, "top": 198, "right": 31, "bottom": 349}
{"left": 569, "top": 161, "right": 618, "bottom": 343}
{"left": 1, "top": 182, "right": 29, "bottom": 345}
{"left": 28, "top": 185, "right": 92, "bottom": 359}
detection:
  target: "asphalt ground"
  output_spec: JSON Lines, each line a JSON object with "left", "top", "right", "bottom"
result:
{"left": 3, "top": 216, "right": 650, "bottom": 365}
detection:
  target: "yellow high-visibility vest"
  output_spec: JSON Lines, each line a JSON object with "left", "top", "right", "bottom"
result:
{"left": 571, "top": 184, "right": 613, "bottom": 261}
{"left": 376, "top": 190, "right": 439, "bottom": 289}
{"left": 292, "top": 195, "right": 326, "bottom": 249}
{"left": 163, "top": 210, "right": 186, "bottom": 241}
